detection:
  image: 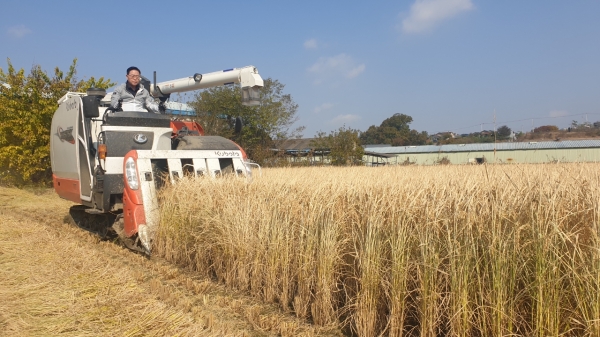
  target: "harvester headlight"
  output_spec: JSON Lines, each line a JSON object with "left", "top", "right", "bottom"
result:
{"left": 125, "top": 157, "right": 139, "bottom": 190}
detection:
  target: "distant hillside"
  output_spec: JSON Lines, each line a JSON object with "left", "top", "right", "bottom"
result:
{"left": 520, "top": 129, "right": 600, "bottom": 142}
{"left": 438, "top": 128, "right": 600, "bottom": 145}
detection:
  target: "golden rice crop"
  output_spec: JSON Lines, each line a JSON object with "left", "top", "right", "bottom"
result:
{"left": 154, "top": 163, "right": 600, "bottom": 336}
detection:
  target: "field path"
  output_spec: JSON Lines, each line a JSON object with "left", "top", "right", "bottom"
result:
{"left": 0, "top": 187, "right": 340, "bottom": 337}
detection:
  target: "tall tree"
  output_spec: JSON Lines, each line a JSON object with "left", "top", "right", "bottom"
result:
{"left": 496, "top": 125, "right": 512, "bottom": 139}
{"left": 380, "top": 113, "right": 412, "bottom": 132}
{"left": 311, "top": 126, "right": 364, "bottom": 166}
{"left": 359, "top": 113, "right": 428, "bottom": 146}
{"left": 0, "top": 58, "right": 113, "bottom": 186}
{"left": 407, "top": 129, "right": 429, "bottom": 145}
{"left": 190, "top": 78, "right": 304, "bottom": 164}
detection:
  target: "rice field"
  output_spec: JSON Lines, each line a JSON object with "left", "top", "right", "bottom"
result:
{"left": 155, "top": 163, "right": 600, "bottom": 336}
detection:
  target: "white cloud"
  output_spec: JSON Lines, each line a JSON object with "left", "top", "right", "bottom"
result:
{"left": 8, "top": 25, "right": 32, "bottom": 38}
{"left": 549, "top": 110, "right": 568, "bottom": 118}
{"left": 331, "top": 114, "right": 361, "bottom": 124}
{"left": 346, "top": 64, "right": 366, "bottom": 79}
{"left": 308, "top": 53, "right": 366, "bottom": 84}
{"left": 314, "top": 103, "right": 334, "bottom": 114}
{"left": 401, "top": 0, "right": 473, "bottom": 34}
{"left": 304, "top": 38, "right": 318, "bottom": 49}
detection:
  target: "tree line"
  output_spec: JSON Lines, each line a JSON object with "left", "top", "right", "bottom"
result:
{"left": 6, "top": 59, "right": 512, "bottom": 186}
{"left": 0, "top": 59, "right": 113, "bottom": 186}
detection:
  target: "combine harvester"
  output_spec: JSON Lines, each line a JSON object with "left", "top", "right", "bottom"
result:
{"left": 50, "top": 66, "right": 263, "bottom": 254}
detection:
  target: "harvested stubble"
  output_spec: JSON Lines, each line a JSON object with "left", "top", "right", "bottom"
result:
{"left": 1, "top": 187, "right": 336, "bottom": 336}
{"left": 154, "top": 163, "right": 600, "bottom": 336}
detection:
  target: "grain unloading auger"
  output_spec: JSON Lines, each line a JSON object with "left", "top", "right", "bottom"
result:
{"left": 50, "top": 66, "right": 263, "bottom": 254}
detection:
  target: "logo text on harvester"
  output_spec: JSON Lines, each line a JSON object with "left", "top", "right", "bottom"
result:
{"left": 214, "top": 151, "right": 238, "bottom": 157}
{"left": 66, "top": 100, "right": 78, "bottom": 111}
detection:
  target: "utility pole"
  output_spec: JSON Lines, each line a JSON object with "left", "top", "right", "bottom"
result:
{"left": 493, "top": 110, "right": 497, "bottom": 163}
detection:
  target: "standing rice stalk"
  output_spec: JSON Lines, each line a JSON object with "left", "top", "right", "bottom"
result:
{"left": 387, "top": 205, "right": 413, "bottom": 337}
{"left": 293, "top": 191, "right": 320, "bottom": 320}
{"left": 528, "top": 178, "right": 564, "bottom": 337}
{"left": 416, "top": 195, "right": 443, "bottom": 337}
{"left": 352, "top": 191, "right": 387, "bottom": 336}
{"left": 564, "top": 169, "right": 600, "bottom": 336}
{"left": 445, "top": 206, "right": 476, "bottom": 337}
{"left": 311, "top": 196, "right": 343, "bottom": 326}
{"left": 487, "top": 168, "right": 521, "bottom": 336}
{"left": 152, "top": 164, "right": 600, "bottom": 335}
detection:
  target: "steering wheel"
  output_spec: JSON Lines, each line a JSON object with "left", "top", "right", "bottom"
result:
{"left": 105, "top": 99, "right": 123, "bottom": 114}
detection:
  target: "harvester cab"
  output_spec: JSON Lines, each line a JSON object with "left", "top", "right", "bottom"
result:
{"left": 50, "top": 66, "right": 263, "bottom": 254}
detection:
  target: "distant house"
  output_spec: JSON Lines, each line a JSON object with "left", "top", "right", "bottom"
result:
{"left": 430, "top": 131, "right": 456, "bottom": 143}
{"left": 273, "top": 138, "right": 316, "bottom": 155}
{"left": 272, "top": 138, "right": 331, "bottom": 164}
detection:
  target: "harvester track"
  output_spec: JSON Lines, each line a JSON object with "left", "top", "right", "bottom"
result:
{"left": 68, "top": 205, "right": 148, "bottom": 254}
{"left": 67, "top": 205, "right": 118, "bottom": 239}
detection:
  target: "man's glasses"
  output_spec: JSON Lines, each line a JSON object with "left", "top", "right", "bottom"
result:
{"left": 128, "top": 75, "right": 141, "bottom": 79}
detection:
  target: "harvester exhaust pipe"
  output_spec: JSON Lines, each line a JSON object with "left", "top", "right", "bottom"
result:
{"left": 153, "top": 71, "right": 157, "bottom": 96}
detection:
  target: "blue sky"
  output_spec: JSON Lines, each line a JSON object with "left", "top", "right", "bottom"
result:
{"left": 2, "top": 1, "right": 599, "bottom": 138}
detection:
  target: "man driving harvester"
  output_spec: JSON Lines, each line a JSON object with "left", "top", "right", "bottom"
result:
{"left": 110, "top": 66, "right": 164, "bottom": 113}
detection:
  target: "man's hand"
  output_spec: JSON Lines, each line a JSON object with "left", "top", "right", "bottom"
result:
{"left": 107, "top": 100, "right": 123, "bottom": 113}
